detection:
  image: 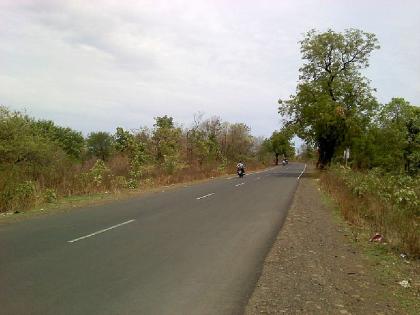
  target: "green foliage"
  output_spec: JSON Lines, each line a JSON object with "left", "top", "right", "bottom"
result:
{"left": 43, "top": 188, "right": 57, "bottom": 203}
{"left": 279, "top": 28, "right": 380, "bottom": 167}
{"left": 115, "top": 127, "right": 147, "bottom": 161}
{"left": 188, "top": 128, "right": 209, "bottom": 165}
{"left": 0, "top": 106, "right": 63, "bottom": 167}
{"left": 90, "top": 160, "right": 110, "bottom": 187}
{"left": 376, "top": 98, "right": 419, "bottom": 174}
{"left": 86, "top": 131, "right": 114, "bottom": 161}
{"left": 263, "top": 129, "right": 295, "bottom": 164}
{"left": 186, "top": 116, "right": 224, "bottom": 165}
{"left": 225, "top": 123, "right": 253, "bottom": 162}
{"left": 0, "top": 107, "right": 267, "bottom": 212}
{"left": 0, "top": 180, "right": 37, "bottom": 212}
{"left": 0, "top": 107, "right": 74, "bottom": 212}
{"left": 152, "top": 115, "right": 182, "bottom": 169}
{"left": 328, "top": 166, "right": 419, "bottom": 255}
{"left": 114, "top": 127, "right": 147, "bottom": 187}
{"left": 348, "top": 98, "right": 420, "bottom": 174}
{"left": 115, "top": 127, "right": 133, "bottom": 153}
{"left": 127, "top": 156, "right": 143, "bottom": 189}
{"left": 32, "top": 120, "right": 85, "bottom": 160}
{"left": 75, "top": 160, "right": 113, "bottom": 193}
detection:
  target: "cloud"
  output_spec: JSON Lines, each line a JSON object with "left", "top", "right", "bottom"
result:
{"left": 0, "top": 0, "right": 419, "bottom": 136}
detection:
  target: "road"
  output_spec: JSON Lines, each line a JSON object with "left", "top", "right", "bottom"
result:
{"left": 0, "top": 163, "right": 306, "bottom": 315}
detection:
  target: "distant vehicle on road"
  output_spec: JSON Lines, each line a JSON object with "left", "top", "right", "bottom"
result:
{"left": 237, "top": 161, "right": 245, "bottom": 177}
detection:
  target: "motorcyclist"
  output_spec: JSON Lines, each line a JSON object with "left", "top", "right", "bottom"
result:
{"left": 237, "top": 161, "right": 245, "bottom": 176}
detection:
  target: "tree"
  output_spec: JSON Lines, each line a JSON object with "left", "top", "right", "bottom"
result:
{"left": 152, "top": 116, "right": 182, "bottom": 173}
{"left": 200, "top": 116, "right": 223, "bottom": 162}
{"left": 32, "top": 120, "right": 85, "bottom": 160}
{"left": 114, "top": 127, "right": 147, "bottom": 187}
{"left": 0, "top": 107, "right": 63, "bottom": 167}
{"left": 375, "top": 98, "right": 420, "bottom": 173}
{"left": 264, "top": 130, "right": 295, "bottom": 165}
{"left": 115, "top": 127, "right": 134, "bottom": 153}
{"left": 86, "top": 132, "right": 114, "bottom": 161}
{"left": 279, "top": 29, "right": 380, "bottom": 168}
{"left": 115, "top": 127, "right": 146, "bottom": 160}
{"left": 225, "top": 123, "right": 253, "bottom": 162}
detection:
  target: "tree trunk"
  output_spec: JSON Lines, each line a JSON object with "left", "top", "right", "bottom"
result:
{"left": 316, "top": 122, "right": 344, "bottom": 169}
{"left": 275, "top": 153, "right": 279, "bottom": 165}
{"left": 317, "top": 137, "right": 337, "bottom": 169}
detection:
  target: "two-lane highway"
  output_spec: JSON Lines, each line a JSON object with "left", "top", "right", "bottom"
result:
{"left": 0, "top": 163, "right": 305, "bottom": 315}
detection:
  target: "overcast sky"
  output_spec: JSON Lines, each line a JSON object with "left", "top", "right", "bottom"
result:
{"left": 1, "top": 0, "right": 419, "bottom": 137}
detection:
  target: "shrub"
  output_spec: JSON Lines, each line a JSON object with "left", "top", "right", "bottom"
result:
{"left": 73, "top": 160, "right": 113, "bottom": 194}
{"left": 0, "top": 181, "right": 37, "bottom": 212}
{"left": 321, "top": 166, "right": 420, "bottom": 257}
{"left": 43, "top": 188, "right": 57, "bottom": 203}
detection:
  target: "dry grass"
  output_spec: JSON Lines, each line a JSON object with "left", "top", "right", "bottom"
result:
{"left": 0, "top": 158, "right": 269, "bottom": 214}
{"left": 320, "top": 170, "right": 420, "bottom": 258}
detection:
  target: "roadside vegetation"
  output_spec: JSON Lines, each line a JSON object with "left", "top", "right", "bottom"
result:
{"left": 0, "top": 109, "right": 294, "bottom": 214}
{"left": 279, "top": 28, "right": 419, "bottom": 257}
{"left": 321, "top": 167, "right": 419, "bottom": 256}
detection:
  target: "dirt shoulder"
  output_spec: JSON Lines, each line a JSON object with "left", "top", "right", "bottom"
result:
{"left": 245, "top": 172, "right": 419, "bottom": 314}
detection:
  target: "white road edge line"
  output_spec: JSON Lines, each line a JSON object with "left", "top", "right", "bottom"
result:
{"left": 298, "top": 164, "right": 307, "bottom": 180}
{"left": 235, "top": 182, "right": 245, "bottom": 187}
{"left": 68, "top": 219, "right": 135, "bottom": 243}
{"left": 196, "top": 193, "right": 215, "bottom": 200}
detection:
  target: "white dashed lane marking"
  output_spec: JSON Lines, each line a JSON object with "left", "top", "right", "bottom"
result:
{"left": 196, "top": 193, "right": 215, "bottom": 200}
{"left": 68, "top": 219, "right": 135, "bottom": 243}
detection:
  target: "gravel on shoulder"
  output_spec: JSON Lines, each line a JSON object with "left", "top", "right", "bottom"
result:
{"left": 245, "top": 177, "right": 400, "bottom": 315}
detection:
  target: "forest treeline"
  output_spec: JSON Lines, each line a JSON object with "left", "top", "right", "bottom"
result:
{"left": 279, "top": 28, "right": 419, "bottom": 255}
{"left": 0, "top": 108, "right": 294, "bottom": 213}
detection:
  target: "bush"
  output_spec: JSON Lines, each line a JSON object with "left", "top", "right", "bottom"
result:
{"left": 43, "top": 188, "right": 57, "bottom": 203}
{"left": 0, "top": 181, "right": 37, "bottom": 212}
{"left": 74, "top": 160, "right": 114, "bottom": 193}
{"left": 321, "top": 166, "right": 420, "bottom": 257}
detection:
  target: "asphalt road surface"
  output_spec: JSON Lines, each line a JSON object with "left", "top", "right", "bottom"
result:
{"left": 0, "top": 163, "right": 306, "bottom": 315}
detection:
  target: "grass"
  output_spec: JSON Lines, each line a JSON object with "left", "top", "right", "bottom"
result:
{"left": 318, "top": 176, "right": 420, "bottom": 315}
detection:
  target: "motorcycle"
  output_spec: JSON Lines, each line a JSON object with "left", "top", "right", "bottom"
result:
{"left": 282, "top": 159, "right": 288, "bottom": 166}
{"left": 237, "top": 168, "right": 245, "bottom": 178}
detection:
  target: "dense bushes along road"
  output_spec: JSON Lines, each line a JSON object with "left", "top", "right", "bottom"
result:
{"left": 0, "top": 108, "right": 294, "bottom": 213}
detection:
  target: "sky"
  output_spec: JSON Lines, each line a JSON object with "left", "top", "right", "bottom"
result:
{"left": 1, "top": 0, "right": 419, "bottom": 137}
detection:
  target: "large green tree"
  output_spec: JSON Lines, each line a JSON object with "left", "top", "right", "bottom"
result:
{"left": 263, "top": 130, "right": 295, "bottom": 165}
{"left": 225, "top": 123, "right": 253, "bottom": 162}
{"left": 375, "top": 98, "right": 420, "bottom": 173}
{"left": 32, "top": 120, "right": 85, "bottom": 160}
{"left": 0, "top": 107, "right": 63, "bottom": 167}
{"left": 279, "top": 29, "right": 380, "bottom": 167}
{"left": 86, "top": 132, "right": 114, "bottom": 161}
{"left": 152, "top": 116, "right": 182, "bottom": 173}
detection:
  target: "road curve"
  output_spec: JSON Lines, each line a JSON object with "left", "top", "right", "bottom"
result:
{"left": 0, "top": 163, "right": 306, "bottom": 315}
